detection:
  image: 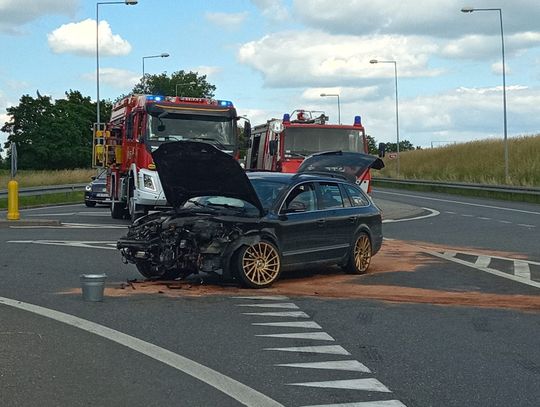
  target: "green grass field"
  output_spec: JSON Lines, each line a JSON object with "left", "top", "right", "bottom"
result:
{"left": 0, "top": 168, "right": 96, "bottom": 188}
{"left": 379, "top": 134, "right": 540, "bottom": 186}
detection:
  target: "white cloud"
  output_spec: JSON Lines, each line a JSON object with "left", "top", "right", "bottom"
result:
{"left": 189, "top": 65, "right": 221, "bottom": 78}
{"left": 250, "top": 0, "right": 289, "bottom": 22}
{"left": 0, "top": 0, "right": 78, "bottom": 34}
{"left": 47, "top": 19, "right": 131, "bottom": 57}
{"left": 205, "top": 12, "right": 248, "bottom": 29}
{"left": 82, "top": 68, "right": 140, "bottom": 90}
{"left": 293, "top": 0, "right": 540, "bottom": 38}
{"left": 238, "top": 31, "right": 441, "bottom": 87}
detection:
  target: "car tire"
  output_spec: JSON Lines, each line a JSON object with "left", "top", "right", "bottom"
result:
{"left": 110, "top": 181, "right": 127, "bottom": 219}
{"left": 235, "top": 241, "right": 281, "bottom": 288}
{"left": 345, "top": 232, "right": 372, "bottom": 274}
{"left": 85, "top": 200, "right": 96, "bottom": 207}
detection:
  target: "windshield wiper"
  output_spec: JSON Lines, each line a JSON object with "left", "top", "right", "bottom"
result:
{"left": 287, "top": 152, "right": 308, "bottom": 158}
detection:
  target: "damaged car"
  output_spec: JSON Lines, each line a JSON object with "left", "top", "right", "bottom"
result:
{"left": 117, "top": 141, "right": 384, "bottom": 288}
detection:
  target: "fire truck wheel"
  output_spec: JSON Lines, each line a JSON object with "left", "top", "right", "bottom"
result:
{"left": 111, "top": 196, "right": 127, "bottom": 219}
{"left": 344, "top": 232, "right": 372, "bottom": 274}
{"left": 234, "top": 241, "right": 282, "bottom": 288}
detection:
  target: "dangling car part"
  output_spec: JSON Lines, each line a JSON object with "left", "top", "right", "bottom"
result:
{"left": 117, "top": 141, "right": 383, "bottom": 288}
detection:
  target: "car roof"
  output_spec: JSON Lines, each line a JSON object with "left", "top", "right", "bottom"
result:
{"left": 246, "top": 171, "right": 348, "bottom": 184}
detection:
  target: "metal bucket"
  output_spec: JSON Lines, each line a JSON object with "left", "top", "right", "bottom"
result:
{"left": 80, "top": 274, "right": 107, "bottom": 302}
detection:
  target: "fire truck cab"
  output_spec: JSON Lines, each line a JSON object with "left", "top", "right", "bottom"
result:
{"left": 245, "top": 110, "right": 374, "bottom": 192}
{"left": 93, "top": 95, "right": 244, "bottom": 221}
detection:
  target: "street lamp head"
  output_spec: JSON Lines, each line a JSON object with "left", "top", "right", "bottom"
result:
{"left": 369, "top": 59, "right": 379, "bottom": 64}
{"left": 320, "top": 93, "right": 327, "bottom": 97}
{"left": 125, "top": 0, "right": 138, "bottom": 5}
{"left": 461, "top": 6, "right": 474, "bottom": 13}
{"left": 161, "top": 53, "right": 170, "bottom": 58}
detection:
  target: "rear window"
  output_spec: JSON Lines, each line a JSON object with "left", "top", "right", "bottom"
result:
{"left": 343, "top": 184, "right": 370, "bottom": 207}
{"left": 318, "top": 183, "right": 345, "bottom": 209}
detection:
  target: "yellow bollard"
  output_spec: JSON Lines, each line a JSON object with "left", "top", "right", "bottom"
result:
{"left": 7, "top": 179, "right": 20, "bottom": 220}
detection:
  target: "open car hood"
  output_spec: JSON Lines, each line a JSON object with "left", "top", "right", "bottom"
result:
{"left": 153, "top": 141, "right": 264, "bottom": 215}
{"left": 297, "top": 151, "right": 384, "bottom": 181}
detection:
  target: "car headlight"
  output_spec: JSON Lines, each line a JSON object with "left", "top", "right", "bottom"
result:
{"left": 143, "top": 174, "right": 156, "bottom": 191}
{"left": 85, "top": 185, "right": 92, "bottom": 192}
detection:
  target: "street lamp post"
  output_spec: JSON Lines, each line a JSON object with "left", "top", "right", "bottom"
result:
{"left": 175, "top": 81, "right": 197, "bottom": 97}
{"left": 96, "top": 0, "right": 137, "bottom": 126}
{"left": 461, "top": 6, "right": 509, "bottom": 182}
{"left": 142, "top": 53, "right": 170, "bottom": 92}
{"left": 370, "top": 59, "right": 400, "bottom": 177}
{"left": 319, "top": 93, "right": 341, "bottom": 124}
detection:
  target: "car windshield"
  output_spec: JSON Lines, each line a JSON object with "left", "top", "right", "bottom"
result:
{"left": 284, "top": 127, "right": 363, "bottom": 155}
{"left": 184, "top": 196, "right": 259, "bottom": 216}
{"left": 250, "top": 178, "right": 289, "bottom": 210}
{"left": 147, "top": 113, "right": 236, "bottom": 150}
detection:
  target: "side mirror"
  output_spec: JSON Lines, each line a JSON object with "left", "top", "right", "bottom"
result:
{"left": 244, "top": 121, "right": 251, "bottom": 140}
{"left": 269, "top": 139, "right": 278, "bottom": 156}
{"left": 91, "top": 176, "right": 96, "bottom": 180}
{"left": 378, "top": 142, "right": 386, "bottom": 157}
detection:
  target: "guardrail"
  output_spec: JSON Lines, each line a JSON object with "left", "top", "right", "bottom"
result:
{"left": 373, "top": 177, "right": 540, "bottom": 197}
{"left": 0, "top": 183, "right": 87, "bottom": 199}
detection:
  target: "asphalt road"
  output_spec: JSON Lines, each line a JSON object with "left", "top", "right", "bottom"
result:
{"left": 0, "top": 193, "right": 539, "bottom": 407}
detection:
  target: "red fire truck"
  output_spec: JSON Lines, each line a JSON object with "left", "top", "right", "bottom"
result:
{"left": 245, "top": 110, "right": 375, "bottom": 192}
{"left": 93, "top": 95, "right": 244, "bottom": 221}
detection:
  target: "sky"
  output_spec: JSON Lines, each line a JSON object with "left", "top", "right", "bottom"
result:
{"left": 1, "top": 0, "right": 540, "bottom": 153}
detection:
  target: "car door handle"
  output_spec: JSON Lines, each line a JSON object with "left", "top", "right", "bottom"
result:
{"left": 348, "top": 216, "right": 357, "bottom": 223}
{"left": 316, "top": 219, "right": 326, "bottom": 227}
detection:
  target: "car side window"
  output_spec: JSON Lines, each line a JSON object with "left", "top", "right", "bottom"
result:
{"left": 343, "top": 184, "right": 370, "bottom": 207}
{"left": 318, "top": 182, "right": 345, "bottom": 209}
{"left": 284, "top": 183, "right": 316, "bottom": 212}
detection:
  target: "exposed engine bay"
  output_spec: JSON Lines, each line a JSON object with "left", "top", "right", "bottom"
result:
{"left": 117, "top": 210, "right": 253, "bottom": 280}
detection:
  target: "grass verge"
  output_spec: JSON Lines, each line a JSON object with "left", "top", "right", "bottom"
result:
{"left": 0, "top": 191, "right": 85, "bottom": 210}
{"left": 373, "top": 180, "right": 540, "bottom": 204}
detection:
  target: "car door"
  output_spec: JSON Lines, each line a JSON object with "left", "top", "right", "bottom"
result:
{"left": 275, "top": 182, "right": 327, "bottom": 266}
{"left": 315, "top": 182, "right": 357, "bottom": 260}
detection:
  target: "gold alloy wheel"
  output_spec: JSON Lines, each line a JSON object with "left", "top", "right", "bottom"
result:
{"left": 241, "top": 242, "right": 281, "bottom": 286}
{"left": 353, "top": 234, "right": 372, "bottom": 273}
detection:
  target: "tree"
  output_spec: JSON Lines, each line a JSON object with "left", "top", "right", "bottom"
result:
{"left": 2, "top": 90, "right": 111, "bottom": 170}
{"left": 132, "top": 70, "right": 216, "bottom": 98}
{"left": 365, "top": 135, "right": 377, "bottom": 155}
{"left": 384, "top": 139, "right": 417, "bottom": 153}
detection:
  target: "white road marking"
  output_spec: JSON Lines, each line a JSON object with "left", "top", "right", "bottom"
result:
{"left": 288, "top": 378, "right": 391, "bottom": 392}
{"left": 375, "top": 190, "right": 540, "bottom": 215}
{"left": 428, "top": 251, "right": 540, "bottom": 288}
{"left": 478, "top": 217, "right": 492, "bottom": 220}
{"left": 9, "top": 223, "right": 126, "bottom": 229}
{"left": 8, "top": 240, "right": 117, "bottom": 250}
{"left": 256, "top": 332, "right": 334, "bottom": 341}
{"left": 276, "top": 360, "right": 371, "bottom": 373}
{"left": 444, "top": 211, "right": 456, "bottom": 214}
{"left": 382, "top": 207, "right": 439, "bottom": 224}
{"left": 19, "top": 203, "right": 84, "bottom": 211}
{"left": 233, "top": 296, "right": 290, "bottom": 300}
{"left": 461, "top": 214, "right": 474, "bottom": 217}
{"left": 237, "top": 303, "right": 299, "bottom": 309}
{"left": 517, "top": 224, "right": 536, "bottom": 228}
{"left": 0, "top": 296, "right": 284, "bottom": 407}
{"left": 243, "top": 311, "right": 310, "bottom": 318}
{"left": 252, "top": 321, "right": 322, "bottom": 329}
{"left": 474, "top": 256, "right": 492, "bottom": 268}
{"left": 443, "top": 251, "right": 456, "bottom": 258}
{"left": 498, "top": 220, "right": 512, "bottom": 224}
{"left": 264, "top": 345, "right": 350, "bottom": 355}
{"left": 27, "top": 212, "right": 76, "bottom": 216}
{"left": 514, "top": 261, "right": 531, "bottom": 280}
{"left": 299, "top": 400, "right": 407, "bottom": 407}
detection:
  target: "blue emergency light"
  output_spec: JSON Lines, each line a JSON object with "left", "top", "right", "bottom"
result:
{"left": 354, "top": 115, "right": 362, "bottom": 126}
{"left": 218, "top": 100, "right": 233, "bottom": 107}
{"left": 146, "top": 95, "right": 164, "bottom": 102}
{"left": 283, "top": 113, "right": 291, "bottom": 123}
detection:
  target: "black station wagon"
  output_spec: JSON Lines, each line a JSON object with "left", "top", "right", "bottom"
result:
{"left": 117, "top": 141, "right": 383, "bottom": 288}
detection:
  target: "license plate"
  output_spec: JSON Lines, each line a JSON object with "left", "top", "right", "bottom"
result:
{"left": 96, "top": 193, "right": 109, "bottom": 198}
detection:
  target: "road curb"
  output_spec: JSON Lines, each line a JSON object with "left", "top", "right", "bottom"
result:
{"left": 0, "top": 219, "right": 61, "bottom": 228}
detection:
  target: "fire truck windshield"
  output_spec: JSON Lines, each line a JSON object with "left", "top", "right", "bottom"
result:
{"left": 147, "top": 114, "right": 236, "bottom": 149}
{"left": 284, "top": 127, "right": 363, "bottom": 156}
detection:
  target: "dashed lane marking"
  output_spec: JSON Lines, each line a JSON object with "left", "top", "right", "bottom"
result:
{"left": 276, "top": 360, "right": 371, "bottom": 373}
{"left": 0, "top": 296, "right": 284, "bottom": 407}
{"left": 243, "top": 311, "right": 310, "bottom": 318}
{"left": 299, "top": 400, "right": 407, "bottom": 407}
{"left": 514, "top": 261, "right": 531, "bottom": 280}
{"left": 233, "top": 296, "right": 290, "bottom": 301}
{"left": 474, "top": 256, "right": 492, "bottom": 268}
{"left": 256, "top": 332, "right": 335, "bottom": 341}
{"left": 253, "top": 321, "right": 323, "bottom": 329}
{"left": 8, "top": 240, "right": 117, "bottom": 250}
{"left": 264, "top": 345, "right": 351, "bottom": 355}
{"left": 237, "top": 302, "right": 300, "bottom": 309}
{"left": 288, "top": 378, "right": 391, "bottom": 392}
